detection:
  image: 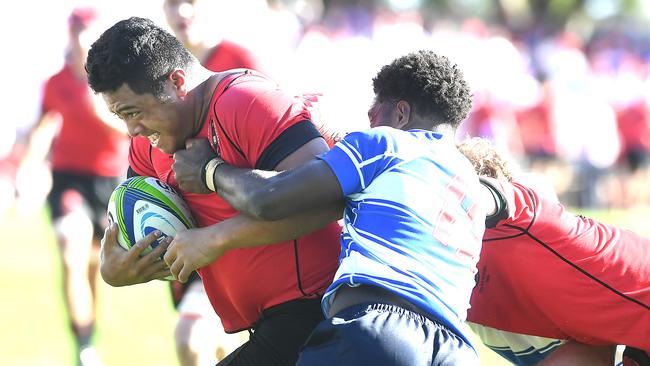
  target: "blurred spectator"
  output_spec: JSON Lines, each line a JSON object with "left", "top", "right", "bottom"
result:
{"left": 163, "top": 0, "right": 263, "bottom": 72}
{"left": 16, "top": 7, "right": 129, "bottom": 366}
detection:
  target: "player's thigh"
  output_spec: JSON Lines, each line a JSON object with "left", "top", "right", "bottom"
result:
{"left": 47, "top": 171, "right": 90, "bottom": 220}
{"left": 217, "top": 298, "right": 324, "bottom": 366}
{"left": 87, "top": 175, "right": 122, "bottom": 238}
{"left": 296, "top": 303, "right": 479, "bottom": 366}
{"left": 48, "top": 172, "right": 96, "bottom": 256}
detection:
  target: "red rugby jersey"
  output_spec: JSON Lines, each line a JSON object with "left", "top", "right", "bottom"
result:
{"left": 468, "top": 178, "right": 650, "bottom": 352}
{"left": 129, "top": 71, "right": 340, "bottom": 332}
{"left": 42, "top": 65, "right": 128, "bottom": 176}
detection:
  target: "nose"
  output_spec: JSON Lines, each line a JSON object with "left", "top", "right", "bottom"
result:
{"left": 126, "top": 120, "right": 144, "bottom": 137}
{"left": 177, "top": 2, "right": 195, "bottom": 19}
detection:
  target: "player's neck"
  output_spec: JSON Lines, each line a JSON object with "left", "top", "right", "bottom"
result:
{"left": 189, "top": 71, "right": 221, "bottom": 136}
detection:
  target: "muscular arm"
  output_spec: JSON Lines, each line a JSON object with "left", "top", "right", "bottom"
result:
{"left": 174, "top": 136, "right": 345, "bottom": 220}
{"left": 167, "top": 137, "right": 345, "bottom": 281}
{"left": 213, "top": 157, "right": 344, "bottom": 221}
{"left": 167, "top": 203, "right": 343, "bottom": 282}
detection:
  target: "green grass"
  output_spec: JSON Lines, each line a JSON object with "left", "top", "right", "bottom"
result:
{"left": 0, "top": 207, "right": 178, "bottom": 366}
{"left": 1, "top": 205, "right": 646, "bottom": 365}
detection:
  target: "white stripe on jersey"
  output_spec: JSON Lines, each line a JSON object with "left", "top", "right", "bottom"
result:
{"left": 337, "top": 140, "right": 366, "bottom": 188}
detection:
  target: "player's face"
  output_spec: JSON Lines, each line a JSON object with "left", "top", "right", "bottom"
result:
{"left": 368, "top": 98, "right": 399, "bottom": 128}
{"left": 164, "top": 0, "right": 199, "bottom": 45}
{"left": 103, "top": 84, "right": 191, "bottom": 154}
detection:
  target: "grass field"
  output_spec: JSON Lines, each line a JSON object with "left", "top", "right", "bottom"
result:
{"left": 2, "top": 204, "right": 647, "bottom": 365}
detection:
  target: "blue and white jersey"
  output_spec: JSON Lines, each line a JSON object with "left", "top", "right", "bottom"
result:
{"left": 318, "top": 126, "right": 486, "bottom": 348}
{"left": 468, "top": 322, "right": 565, "bottom": 366}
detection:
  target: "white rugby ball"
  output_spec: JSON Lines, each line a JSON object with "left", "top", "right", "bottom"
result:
{"left": 107, "top": 176, "right": 195, "bottom": 255}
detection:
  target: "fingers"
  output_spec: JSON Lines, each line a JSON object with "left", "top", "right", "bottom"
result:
{"left": 178, "top": 267, "right": 192, "bottom": 283}
{"left": 144, "top": 236, "right": 171, "bottom": 262}
{"left": 134, "top": 259, "right": 171, "bottom": 283}
{"left": 101, "top": 222, "right": 119, "bottom": 249}
{"left": 163, "top": 241, "right": 176, "bottom": 268}
{"left": 131, "top": 230, "right": 161, "bottom": 257}
{"left": 170, "top": 259, "right": 184, "bottom": 282}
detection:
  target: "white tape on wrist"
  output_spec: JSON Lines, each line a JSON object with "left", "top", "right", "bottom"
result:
{"left": 204, "top": 157, "right": 225, "bottom": 192}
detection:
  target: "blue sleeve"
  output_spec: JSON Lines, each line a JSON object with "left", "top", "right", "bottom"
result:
{"left": 318, "top": 128, "right": 400, "bottom": 196}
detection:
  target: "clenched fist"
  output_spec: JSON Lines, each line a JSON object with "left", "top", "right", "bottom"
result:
{"left": 172, "top": 138, "right": 217, "bottom": 194}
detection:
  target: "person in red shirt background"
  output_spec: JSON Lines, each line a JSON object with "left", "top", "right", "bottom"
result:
{"left": 87, "top": 17, "right": 342, "bottom": 366}
{"left": 162, "top": 1, "right": 267, "bottom": 364}
{"left": 163, "top": 0, "right": 264, "bottom": 74}
{"left": 17, "top": 7, "right": 129, "bottom": 366}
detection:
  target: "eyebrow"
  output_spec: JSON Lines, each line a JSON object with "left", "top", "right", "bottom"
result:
{"left": 113, "top": 105, "right": 135, "bottom": 115}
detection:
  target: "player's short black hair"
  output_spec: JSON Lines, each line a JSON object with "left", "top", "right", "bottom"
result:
{"left": 372, "top": 50, "right": 473, "bottom": 129}
{"left": 86, "top": 17, "right": 195, "bottom": 98}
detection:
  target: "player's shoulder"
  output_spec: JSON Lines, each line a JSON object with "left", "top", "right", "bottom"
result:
{"left": 212, "top": 70, "right": 274, "bottom": 105}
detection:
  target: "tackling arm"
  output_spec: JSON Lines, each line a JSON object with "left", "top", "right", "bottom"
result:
{"left": 165, "top": 203, "right": 343, "bottom": 282}
{"left": 212, "top": 157, "right": 344, "bottom": 221}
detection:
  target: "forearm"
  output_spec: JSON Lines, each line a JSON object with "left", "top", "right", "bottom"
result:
{"left": 213, "top": 201, "right": 344, "bottom": 253}
{"left": 211, "top": 163, "right": 279, "bottom": 217}
{"left": 211, "top": 158, "right": 343, "bottom": 220}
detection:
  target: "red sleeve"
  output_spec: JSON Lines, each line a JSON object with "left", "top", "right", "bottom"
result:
{"left": 128, "top": 136, "right": 157, "bottom": 177}
{"left": 213, "top": 75, "right": 313, "bottom": 168}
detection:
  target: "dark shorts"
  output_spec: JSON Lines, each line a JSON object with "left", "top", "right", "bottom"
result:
{"left": 296, "top": 302, "right": 479, "bottom": 366}
{"left": 217, "top": 298, "right": 324, "bottom": 366}
{"left": 47, "top": 170, "right": 121, "bottom": 238}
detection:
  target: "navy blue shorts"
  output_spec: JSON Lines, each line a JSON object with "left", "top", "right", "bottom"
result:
{"left": 296, "top": 302, "right": 478, "bottom": 366}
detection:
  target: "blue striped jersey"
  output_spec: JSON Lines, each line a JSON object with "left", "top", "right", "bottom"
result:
{"left": 468, "top": 322, "right": 565, "bottom": 365}
{"left": 318, "top": 126, "right": 486, "bottom": 348}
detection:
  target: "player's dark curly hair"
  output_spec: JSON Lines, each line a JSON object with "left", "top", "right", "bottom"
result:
{"left": 372, "top": 50, "right": 472, "bottom": 128}
{"left": 85, "top": 17, "right": 195, "bottom": 98}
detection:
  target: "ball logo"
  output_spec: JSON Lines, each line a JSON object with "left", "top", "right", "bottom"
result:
{"left": 139, "top": 211, "right": 175, "bottom": 248}
{"left": 107, "top": 176, "right": 195, "bottom": 257}
{"left": 154, "top": 180, "right": 176, "bottom": 196}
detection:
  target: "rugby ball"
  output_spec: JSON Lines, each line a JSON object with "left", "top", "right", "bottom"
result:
{"left": 106, "top": 176, "right": 195, "bottom": 254}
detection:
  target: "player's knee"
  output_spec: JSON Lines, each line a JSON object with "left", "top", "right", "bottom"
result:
{"left": 56, "top": 214, "right": 95, "bottom": 269}
{"left": 55, "top": 211, "right": 94, "bottom": 244}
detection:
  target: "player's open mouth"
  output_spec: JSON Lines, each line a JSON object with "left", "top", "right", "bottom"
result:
{"left": 148, "top": 132, "right": 161, "bottom": 147}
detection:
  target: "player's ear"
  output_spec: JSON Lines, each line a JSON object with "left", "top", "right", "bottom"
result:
{"left": 169, "top": 69, "right": 188, "bottom": 97}
{"left": 395, "top": 100, "right": 411, "bottom": 129}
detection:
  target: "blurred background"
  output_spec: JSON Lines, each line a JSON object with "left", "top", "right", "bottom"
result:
{"left": 2, "top": 0, "right": 650, "bottom": 365}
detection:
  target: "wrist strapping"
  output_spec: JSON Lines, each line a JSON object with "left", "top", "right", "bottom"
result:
{"left": 204, "top": 157, "right": 225, "bottom": 192}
